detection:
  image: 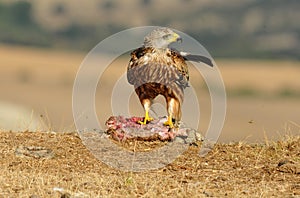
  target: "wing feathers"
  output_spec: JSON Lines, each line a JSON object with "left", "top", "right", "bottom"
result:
{"left": 127, "top": 47, "right": 189, "bottom": 89}
{"left": 179, "top": 51, "right": 214, "bottom": 67}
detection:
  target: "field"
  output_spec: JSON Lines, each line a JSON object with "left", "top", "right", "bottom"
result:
{"left": 0, "top": 131, "right": 299, "bottom": 197}
{"left": 0, "top": 44, "right": 299, "bottom": 197}
{"left": 0, "top": 44, "right": 299, "bottom": 142}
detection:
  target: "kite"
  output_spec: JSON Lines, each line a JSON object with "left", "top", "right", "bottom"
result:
{"left": 127, "top": 28, "right": 213, "bottom": 128}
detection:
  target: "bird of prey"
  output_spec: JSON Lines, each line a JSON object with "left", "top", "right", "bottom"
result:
{"left": 127, "top": 27, "right": 213, "bottom": 128}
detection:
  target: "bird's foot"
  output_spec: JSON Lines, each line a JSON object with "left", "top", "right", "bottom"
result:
{"left": 138, "top": 114, "right": 153, "bottom": 125}
{"left": 164, "top": 116, "right": 174, "bottom": 128}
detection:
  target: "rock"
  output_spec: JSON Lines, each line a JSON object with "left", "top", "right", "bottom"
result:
{"left": 53, "top": 187, "right": 89, "bottom": 198}
{"left": 15, "top": 145, "right": 55, "bottom": 159}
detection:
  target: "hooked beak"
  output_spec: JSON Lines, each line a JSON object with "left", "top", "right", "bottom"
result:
{"left": 176, "top": 37, "right": 183, "bottom": 43}
{"left": 171, "top": 32, "right": 182, "bottom": 43}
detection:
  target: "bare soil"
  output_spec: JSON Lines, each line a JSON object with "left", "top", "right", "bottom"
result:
{"left": 0, "top": 131, "right": 299, "bottom": 197}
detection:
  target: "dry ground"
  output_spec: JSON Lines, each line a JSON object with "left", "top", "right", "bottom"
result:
{"left": 0, "top": 131, "right": 299, "bottom": 197}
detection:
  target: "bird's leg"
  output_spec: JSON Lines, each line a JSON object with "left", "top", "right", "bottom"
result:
{"left": 164, "top": 98, "right": 181, "bottom": 128}
{"left": 164, "top": 114, "right": 174, "bottom": 128}
{"left": 164, "top": 98, "right": 175, "bottom": 128}
{"left": 138, "top": 99, "right": 153, "bottom": 125}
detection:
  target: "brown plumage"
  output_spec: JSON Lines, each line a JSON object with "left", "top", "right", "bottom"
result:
{"left": 127, "top": 28, "right": 213, "bottom": 128}
{"left": 127, "top": 28, "right": 189, "bottom": 128}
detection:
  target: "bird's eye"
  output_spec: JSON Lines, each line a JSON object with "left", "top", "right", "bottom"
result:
{"left": 162, "top": 34, "right": 171, "bottom": 40}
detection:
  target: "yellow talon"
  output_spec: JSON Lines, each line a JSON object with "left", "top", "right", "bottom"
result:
{"left": 164, "top": 116, "right": 174, "bottom": 128}
{"left": 138, "top": 110, "right": 153, "bottom": 125}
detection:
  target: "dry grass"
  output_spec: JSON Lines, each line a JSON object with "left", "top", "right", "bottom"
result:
{"left": 0, "top": 131, "right": 299, "bottom": 197}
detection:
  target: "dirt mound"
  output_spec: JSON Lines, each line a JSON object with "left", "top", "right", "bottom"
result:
{"left": 0, "top": 131, "right": 299, "bottom": 197}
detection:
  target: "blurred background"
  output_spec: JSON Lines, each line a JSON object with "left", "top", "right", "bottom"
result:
{"left": 0, "top": 0, "right": 299, "bottom": 142}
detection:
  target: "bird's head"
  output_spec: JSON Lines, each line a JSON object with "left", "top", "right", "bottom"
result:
{"left": 144, "top": 28, "right": 182, "bottom": 49}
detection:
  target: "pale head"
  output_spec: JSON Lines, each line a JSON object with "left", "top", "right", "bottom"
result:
{"left": 144, "top": 27, "right": 182, "bottom": 49}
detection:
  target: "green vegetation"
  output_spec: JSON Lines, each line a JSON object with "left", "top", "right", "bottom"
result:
{"left": 0, "top": 2, "right": 51, "bottom": 47}
{"left": 229, "top": 87, "right": 261, "bottom": 98}
{"left": 276, "top": 88, "right": 300, "bottom": 98}
{"left": 228, "top": 87, "right": 300, "bottom": 99}
{"left": 0, "top": 1, "right": 123, "bottom": 50}
{"left": 0, "top": 1, "right": 299, "bottom": 59}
